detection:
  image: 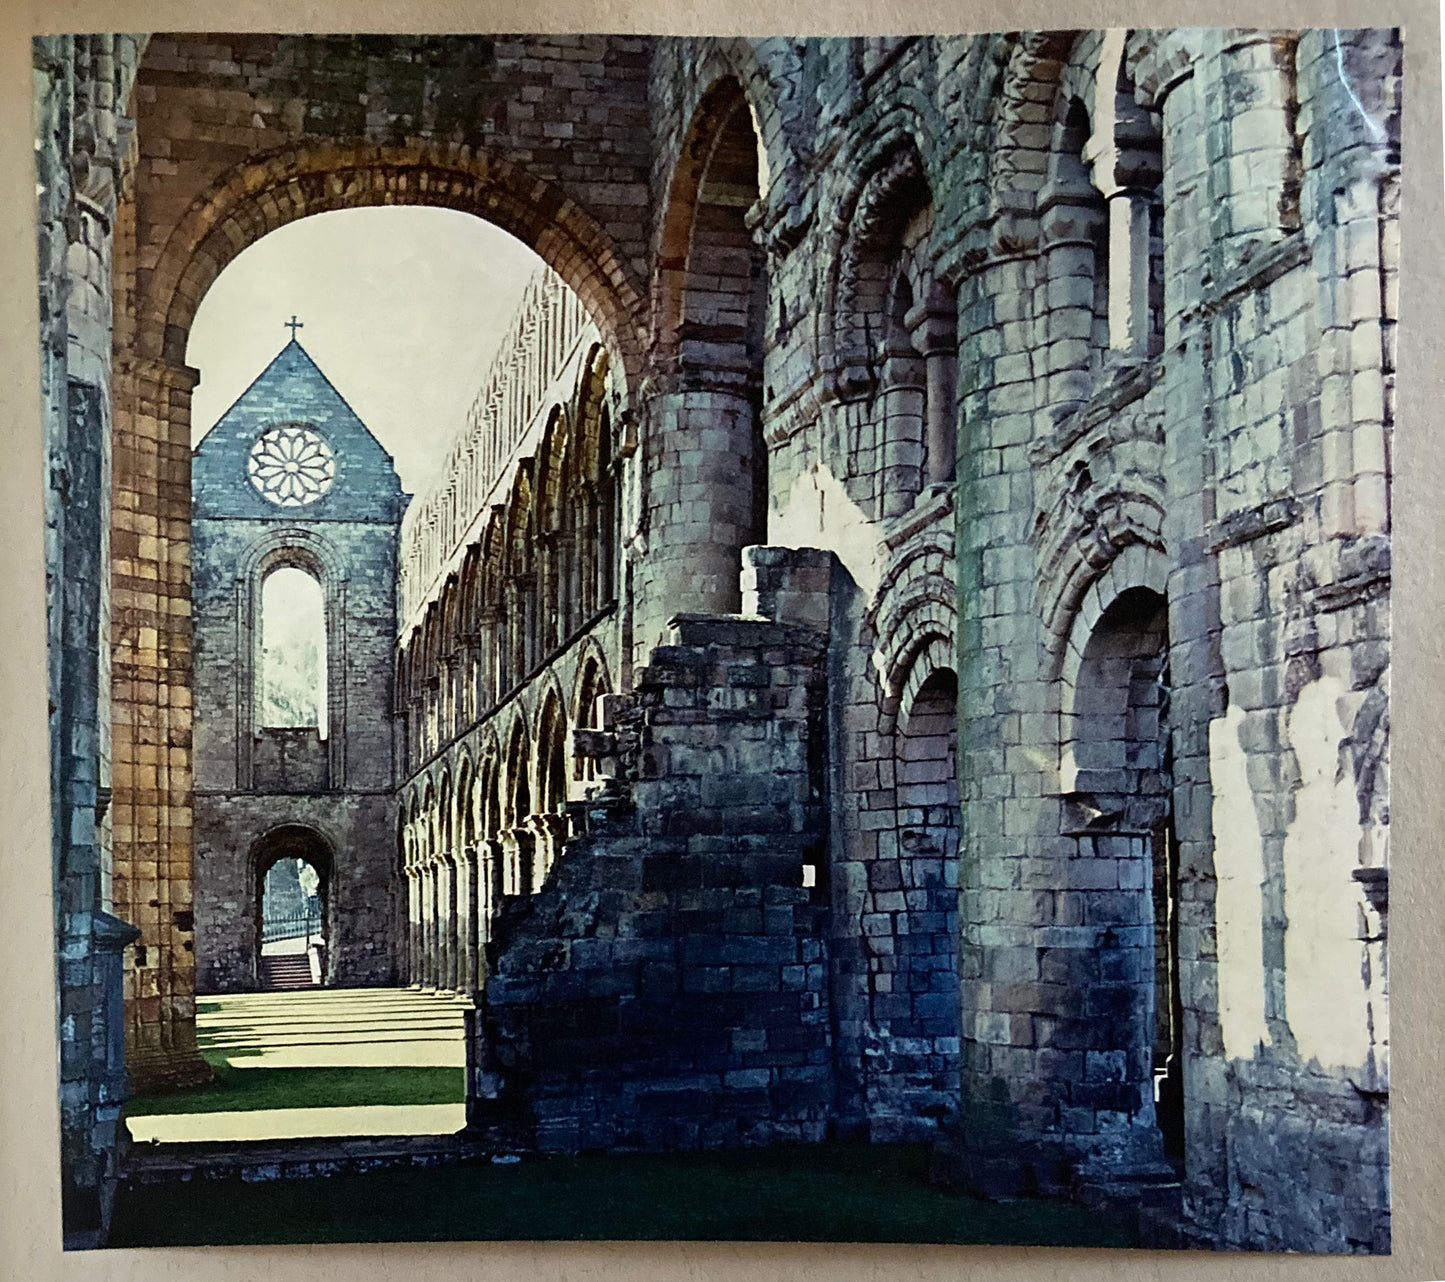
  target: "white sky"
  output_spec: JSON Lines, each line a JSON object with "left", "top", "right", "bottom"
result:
{"left": 187, "top": 206, "right": 544, "bottom": 501}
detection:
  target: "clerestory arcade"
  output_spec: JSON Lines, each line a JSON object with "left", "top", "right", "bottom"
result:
{"left": 37, "top": 30, "right": 1398, "bottom": 1253}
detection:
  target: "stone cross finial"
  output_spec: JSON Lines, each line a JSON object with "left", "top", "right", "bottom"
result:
{"left": 285, "top": 315, "right": 303, "bottom": 339}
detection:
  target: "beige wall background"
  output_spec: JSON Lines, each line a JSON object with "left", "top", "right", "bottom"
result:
{"left": 2, "top": 1, "right": 1441, "bottom": 1278}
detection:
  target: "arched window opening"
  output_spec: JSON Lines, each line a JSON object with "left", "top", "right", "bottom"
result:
{"left": 573, "top": 657, "right": 611, "bottom": 786}
{"left": 1063, "top": 585, "right": 1181, "bottom": 1162}
{"left": 259, "top": 565, "right": 327, "bottom": 737}
{"left": 479, "top": 757, "right": 504, "bottom": 949}
{"left": 898, "top": 667, "right": 960, "bottom": 855}
{"left": 502, "top": 724, "right": 534, "bottom": 898}
{"left": 1086, "top": 50, "right": 1164, "bottom": 364}
{"left": 841, "top": 151, "right": 956, "bottom": 516}
{"left": 534, "top": 695, "right": 570, "bottom": 883}
{"left": 897, "top": 665, "right": 961, "bottom": 1040}
{"left": 596, "top": 407, "right": 618, "bottom": 608}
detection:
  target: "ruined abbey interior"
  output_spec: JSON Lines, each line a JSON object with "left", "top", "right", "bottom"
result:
{"left": 36, "top": 29, "right": 1397, "bottom": 1253}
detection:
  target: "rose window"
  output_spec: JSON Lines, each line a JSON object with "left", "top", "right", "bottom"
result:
{"left": 247, "top": 427, "right": 336, "bottom": 507}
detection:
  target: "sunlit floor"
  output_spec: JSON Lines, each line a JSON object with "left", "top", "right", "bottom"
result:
{"left": 125, "top": 988, "right": 469, "bottom": 1144}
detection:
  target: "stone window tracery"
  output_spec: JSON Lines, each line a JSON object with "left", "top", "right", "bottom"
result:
{"left": 247, "top": 425, "right": 337, "bottom": 507}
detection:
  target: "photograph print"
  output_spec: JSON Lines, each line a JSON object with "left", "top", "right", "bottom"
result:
{"left": 34, "top": 28, "right": 1396, "bottom": 1253}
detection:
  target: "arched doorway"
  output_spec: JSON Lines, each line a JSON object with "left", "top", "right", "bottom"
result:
{"left": 253, "top": 825, "right": 332, "bottom": 991}
{"left": 1063, "top": 584, "right": 1181, "bottom": 1165}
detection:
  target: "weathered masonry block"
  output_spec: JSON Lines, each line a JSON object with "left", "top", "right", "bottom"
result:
{"left": 468, "top": 603, "right": 832, "bottom": 1152}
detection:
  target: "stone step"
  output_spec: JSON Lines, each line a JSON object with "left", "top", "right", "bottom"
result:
{"left": 260, "top": 954, "right": 316, "bottom": 990}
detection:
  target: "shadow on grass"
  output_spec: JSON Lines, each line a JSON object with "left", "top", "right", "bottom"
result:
{"left": 110, "top": 1143, "right": 1139, "bottom": 1248}
{"left": 125, "top": 1062, "right": 465, "bottom": 1116}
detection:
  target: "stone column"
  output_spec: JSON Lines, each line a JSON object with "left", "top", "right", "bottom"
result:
{"left": 111, "top": 353, "right": 211, "bottom": 1089}
{"left": 501, "top": 826, "right": 535, "bottom": 898}
{"left": 477, "top": 838, "right": 503, "bottom": 979}
{"left": 634, "top": 383, "right": 760, "bottom": 652}
{"left": 527, "top": 812, "right": 569, "bottom": 888}
{"left": 407, "top": 695, "right": 424, "bottom": 776}
{"left": 459, "top": 634, "right": 481, "bottom": 725}
{"left": 434, "top": 855, "right": 452, "bottom": 992}
{"left": 457, "top": 844, "right": 478, "bottom": 995}
{"left": 879, "top": 338, "right": 926, "bottom": 519}
{"left": 556, "top": 531, "right": 578, "bottom": 640}
{"left": 1203, "top": 30, "right": 1301, "bottom": 274}
{"left": 1085, "top": 92, "right": 1163, "bottom": 363}
{"left": 476, "top": 607, "right": 500, "bottom": 709}
{"left": 440, "top": 654, "right": 460, "bottom": 744}
{"left": 406, "top": 864, "right": 422, "bottom": 986}
{"left": 908, "top": 287, "right": 959, "bottom": 487}
{"left": 1105, "top": 191, "right": 1154, "bottom": 358}
{"left": 420, "top": 862, "right": 437, "bottom": 989}
{"left": 1035, "top": 178, "right": 1108, "bottom": 411}
{"left": 1295, "top": 28, "right": 1396, "bottom": 541}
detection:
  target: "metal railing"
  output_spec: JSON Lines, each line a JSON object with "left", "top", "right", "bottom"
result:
{"left": 260, "top": 912, "right": 322, "bottom": 944}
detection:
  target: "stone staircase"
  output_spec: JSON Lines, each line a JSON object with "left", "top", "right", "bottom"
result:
{"left": 260, "top": 953, "right": 316, "bottom": 990}
{"left": 468, "top": 605, "right": 836, "bottom": 1153}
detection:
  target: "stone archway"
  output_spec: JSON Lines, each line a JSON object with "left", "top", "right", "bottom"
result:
{"left": 108, "top": 35, "right": 657, "bottom": 1083}
{"left": 1060, "top": 583, "right": 1180, "bottom": 1169}
{"left": 250, "top": 823, "right": 334, "bottom": 991}
{"left": 637, "top": 75, "right": 769, "bottom": 648}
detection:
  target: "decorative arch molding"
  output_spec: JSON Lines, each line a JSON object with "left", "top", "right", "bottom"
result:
{"left": 1050, "top": 542, "right": 1171, "bottom": 690}
{"left": 868, "top": 516, "right": 957, "bottom": 721}
{"left": 568, "top": 634, "right": 613, "bottom": 726}
{"left": 237, "top": 525, "right": 346, "bottom": 585}
{"left": 667, "top": 41, "right": 811, "bottom": 245}
{"left": 944, "top": 30, "right": 1079, "bottom": 269}
{"left": 869, "top": 538, "right": 958, "bottom": 737}
{"left": 532, "top": 671, "right": 570, "bottom": 730}
{"left": 819, "top": 104, "right": 948, "bottom": 401}
{"left": 139, "top": 141, "right": 647, "bottom": 389}
{"left": 868, "top": 518, "right": 956, "bottom": 622}
{"left": 893, "top": 634, "right": 958, "bottom": 735}
{"left": 1033, "top": 426, "right": 1169, "bottom": 673}
{"left": 501, "top": 705, "right": 534, "bottom": 766}
{"left": 248, "top": 819, "right": 338, "bottom": 878}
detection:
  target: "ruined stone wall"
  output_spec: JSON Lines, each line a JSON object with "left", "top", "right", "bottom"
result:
{"left": 194, "top": 794, "right": 397, "bottom": 989}
{"left": 191, "top": 339, "right": 405, "bottom": 993}
{"left": 637, "top": 28, "right": 1394, "bottom": 1246}
{"left": 33, "top": 33, "right": 171, "bottom": 1244}
{"left": 470, "top": 573, "right": 833, "bottom": 1152}
{"left": 36, "top": 28, "right": 1399, "bottom": 1255}
{"left": 922, "top": 28, "right": 1394, "bottom": 1252}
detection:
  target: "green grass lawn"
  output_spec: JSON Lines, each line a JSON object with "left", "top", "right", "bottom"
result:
{"left": 110, "top": 1142, "right": 1139, "bottom": 1247}
{"left": 125, "top": 1061, "right": 465, "bottom": 1116}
